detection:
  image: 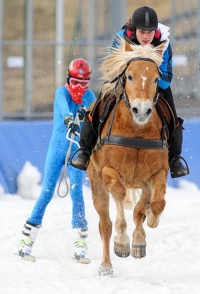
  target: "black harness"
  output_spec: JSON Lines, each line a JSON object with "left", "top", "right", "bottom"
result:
{"left": 97, "top": 57, "right": 169, "bottom": 150}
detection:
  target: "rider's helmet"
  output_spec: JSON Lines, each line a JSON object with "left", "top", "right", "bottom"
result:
{"left": 67, "top": 58, "right": 92, "bottom": 82}
{"left": 131, "top": 6, "right": 158, "bottom": 31}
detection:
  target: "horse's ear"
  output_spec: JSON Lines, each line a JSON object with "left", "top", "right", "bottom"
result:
{"left": 155, "top": 41, "right": 166, "bottom": 56}
{"left": 125, "top": 40, "right": 133, "bottom": 52}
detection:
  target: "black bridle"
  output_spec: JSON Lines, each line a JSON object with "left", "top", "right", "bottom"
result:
{"left": 110, "top": 57, "right": 163, "bottom": 110}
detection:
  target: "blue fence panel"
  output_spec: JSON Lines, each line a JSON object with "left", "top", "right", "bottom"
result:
{"left": 0, "top": 118, "right": 199, "bottom": 194}
{"left": 0, "top": 121, "right": 53, "bottom": 193}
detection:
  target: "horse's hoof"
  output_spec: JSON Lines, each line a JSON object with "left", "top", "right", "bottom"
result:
{"left": 131, "top": 244, "right": 146, "bottom": 258}
{"left": 98, "top": 266, "right": 114, "bottom": 277}
{"left": 114, "top": 242, "right": 130, "bottom": 258}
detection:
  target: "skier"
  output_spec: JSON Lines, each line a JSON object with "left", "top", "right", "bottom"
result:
{"left": 19, "top": 58, "right": 96, "bottom": 261}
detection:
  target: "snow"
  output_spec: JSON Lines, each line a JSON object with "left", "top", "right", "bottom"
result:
{"left": 0, "top": 163, "right": 200, "bottom": 294}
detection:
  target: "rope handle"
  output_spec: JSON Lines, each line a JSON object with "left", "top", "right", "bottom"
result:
{"left": 57, "top": 113, "right": 80, "bottom": 198}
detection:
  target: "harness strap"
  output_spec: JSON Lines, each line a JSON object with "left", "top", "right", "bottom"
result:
{"left": 99, "top": 135, "right": 169, "bottom": 150}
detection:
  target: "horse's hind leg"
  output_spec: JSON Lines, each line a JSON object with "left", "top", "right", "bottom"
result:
{"left": 102, "top": 166, "right": 130, "bottom": 258}
{"left": 132, "top": 188, "right": 149, "bottom": 258}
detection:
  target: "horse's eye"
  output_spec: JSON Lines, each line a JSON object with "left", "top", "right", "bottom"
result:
{"left": 127, "top": 75, "right": 133, "bottom": 81}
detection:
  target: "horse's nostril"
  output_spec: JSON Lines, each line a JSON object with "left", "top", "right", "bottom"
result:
{"left": 132, "top": 107, "right": 138, "bottom": 114}
{"left": 146, "top": 108, "right": 152, "bottom": 116}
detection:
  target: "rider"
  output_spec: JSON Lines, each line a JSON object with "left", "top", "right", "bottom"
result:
{"left": 70, "top": 6, "right": 189, "bottom": 179}
{"left": 19, "top": 58, "right": 96, "bottom": 260}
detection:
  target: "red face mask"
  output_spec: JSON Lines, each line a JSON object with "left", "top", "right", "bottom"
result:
{"left": 66, "top": 78, "right": 89, "bottom": 104}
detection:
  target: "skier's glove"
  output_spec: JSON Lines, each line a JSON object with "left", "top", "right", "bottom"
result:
{"left": 77, "top": 106, "right": 87, "bottom": 121}
{"left": 64, "top": 116, "right": 80, "bottom": 135}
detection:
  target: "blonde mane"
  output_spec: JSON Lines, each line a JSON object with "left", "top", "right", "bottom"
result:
{"left": 100, "top": 36, "right": 163, "bottom": 97}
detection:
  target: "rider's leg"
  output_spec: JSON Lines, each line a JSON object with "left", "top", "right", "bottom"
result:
{"left": 70, "top": 113, "right": 98, "bottom": 170}
{"left": 159, "top": 87, "right": 189, "bottom": 178}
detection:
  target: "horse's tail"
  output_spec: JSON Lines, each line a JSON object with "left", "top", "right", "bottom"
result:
{"left": 124, "top": 189, "right": 140, "bottom": 210}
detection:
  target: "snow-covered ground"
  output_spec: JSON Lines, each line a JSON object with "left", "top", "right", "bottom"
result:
{"left": 0, "top": 163, "right": 200, "bottom": 294}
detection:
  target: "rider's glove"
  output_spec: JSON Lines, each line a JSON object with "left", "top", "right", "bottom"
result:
{"left": 64, "top": 116, "right": 80, "bottom": 135}
{"left": 77, "top": 106, "right": 87, "bottom": 121}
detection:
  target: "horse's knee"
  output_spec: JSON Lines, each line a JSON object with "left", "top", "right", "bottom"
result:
{"left": 146, "top": 199, "right": 165, "bottom": 228}
{"left": 150, "top": 199, "right": 166, "bottom": 216}
{"left": 102, "top": 167, "right": 125, "bottom": 196}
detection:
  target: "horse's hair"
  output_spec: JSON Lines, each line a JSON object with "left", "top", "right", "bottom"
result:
{"left": 100, "top": 36, "right": 164, "bottom": 97}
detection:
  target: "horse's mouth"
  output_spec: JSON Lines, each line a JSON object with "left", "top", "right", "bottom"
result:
{"left": 132, "top": 115, "right": 151, "bottom": 125}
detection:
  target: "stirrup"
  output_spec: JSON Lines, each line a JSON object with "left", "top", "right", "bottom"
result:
{"left": 69, "top": 148, "right": 90, "bottom": 171}
{"left": 170, "top": 155, "right": 189, "bottom": 178}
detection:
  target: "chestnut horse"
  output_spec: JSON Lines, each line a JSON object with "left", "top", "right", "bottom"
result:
{"left": 88, "top": 38, "right": 170, "bottom": 276}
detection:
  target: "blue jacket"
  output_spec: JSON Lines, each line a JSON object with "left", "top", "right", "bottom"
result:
{"left": 51, "top": 86, "right": 95, "bottom": 150}
{"left": 27, "top": 86, "right": 96, "bottom": 227}
{"left": 111, "top": 29, "right": 173, "bottom": 90}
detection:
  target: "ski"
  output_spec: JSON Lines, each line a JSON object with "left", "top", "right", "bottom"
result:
{"left": 14, "top": 251, "right": 36, "bottom": 262}
{"left": 73, "top": 256, "right": 91, "bottom": 264}
{"left": 22, "top": 254, "right": 36, "bottom": 262}
{"left": 15, "top": 252, "right": 90, "bottom": 264}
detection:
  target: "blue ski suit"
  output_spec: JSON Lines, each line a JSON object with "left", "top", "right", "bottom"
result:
{"left": 27, "top": 86, "right": 96, "bottom": 228}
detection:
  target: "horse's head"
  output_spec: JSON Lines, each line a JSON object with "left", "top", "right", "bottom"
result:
{"left": 100, "top": 37, "right": 165, "bottom": 125}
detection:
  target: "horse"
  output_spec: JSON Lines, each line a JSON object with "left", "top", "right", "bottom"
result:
{"left": 87, "top": 37, "right": 173, "bottom": 277}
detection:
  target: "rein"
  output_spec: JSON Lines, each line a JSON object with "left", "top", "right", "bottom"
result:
{"left": 97, "top": 57, "right": 169, "bottom": 150}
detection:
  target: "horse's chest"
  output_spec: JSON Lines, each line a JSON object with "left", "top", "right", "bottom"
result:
{"left": 107, "top": 148, "right": 167, "bottom": 181}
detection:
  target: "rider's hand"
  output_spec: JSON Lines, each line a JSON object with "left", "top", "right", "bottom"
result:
{"left": 64, "top": 116, "right": 80, "bottom": 135}
{"left": 77, "top": 106, "right": 86, "bottom": 121}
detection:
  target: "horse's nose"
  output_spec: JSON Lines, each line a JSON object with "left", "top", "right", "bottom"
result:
{"left": 132, "top": 107, "right": 152, "bottom": 117}
{"left": 146, "top": 108, "right": 152, "bottom": 116}
{"left": 132, "top": 107, "right": 138, "bottom": 115}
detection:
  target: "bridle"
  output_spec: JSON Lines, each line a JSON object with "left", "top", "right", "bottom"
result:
{"left": 110, "top": 57, "right": 163, "bottom": 110}
{"left": 97, "top": 57, "right": 169, "bottom": 150}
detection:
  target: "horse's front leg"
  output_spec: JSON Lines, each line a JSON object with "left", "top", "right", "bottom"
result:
{"left": 146, "top": 172, "right": 167, "bottom": 228}
{"left": 89, "top": 167, "right": 113, "bottom": 276}
{"left": 102, "top": 166, "right": 130, "bottom": 258}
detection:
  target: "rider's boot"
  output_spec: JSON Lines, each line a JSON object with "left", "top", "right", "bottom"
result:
{"left": 168, "top": 117, "right": 189, "bottom": 178}
{"left": 70, "top": 114, "right": 97, "bottom": 171}
{"left": 74, "top": 228, "right": 88, "bottom": 259}
{"left": 19, "top": 222, "right": 40, "bottom": 256}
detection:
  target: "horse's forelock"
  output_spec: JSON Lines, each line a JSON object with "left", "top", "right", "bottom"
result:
{"left": 100, "top": 37, "right": 163, "bottom": 96}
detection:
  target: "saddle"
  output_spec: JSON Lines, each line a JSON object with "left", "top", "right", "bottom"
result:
{"left": 156, "top": 95, "right": 175, "bottom": 139}
{"left": 90, "top": 92, "right": 117, "bottom": 134}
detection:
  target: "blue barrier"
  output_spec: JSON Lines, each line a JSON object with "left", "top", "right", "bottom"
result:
{"left": 0, "top": 121, "right": 52, "bottom": 193}
{"left": 0, "top": 119, "right": 198, "bottom": 194}
{"left": 167, "top": 118, "right": 200, "bottom": 188}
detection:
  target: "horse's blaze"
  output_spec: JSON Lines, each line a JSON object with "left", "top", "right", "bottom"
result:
{"left": 131, "top": 244, "right": 146, "bottom": 259}
{"left": 114, "top": 242, "right": 130, "bottom": 258}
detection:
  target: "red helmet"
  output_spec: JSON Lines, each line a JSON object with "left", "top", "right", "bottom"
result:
{"left": 67, "top": 58, "right": 92, "bottom": 80}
